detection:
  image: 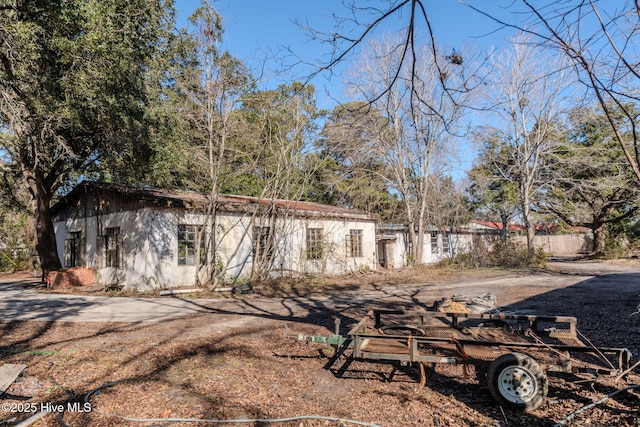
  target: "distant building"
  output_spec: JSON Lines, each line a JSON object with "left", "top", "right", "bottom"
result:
{"left": 376, "top": 220, "right": 591, "bottom": 268}
{"left": 466, "top": 220, "right": 525, "bottom": 233}
{"left": 51, "top": 182, "right": 378, "bottom": 290}
{"left": 376, "top": 224, "right": 477, "bottom": 268}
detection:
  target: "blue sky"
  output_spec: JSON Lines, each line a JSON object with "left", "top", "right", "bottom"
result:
{"left": 174, "top": 1, "right": 519, "bottom": 176}
{"left": 176, "top": 1, "right": 513, "bottom": 109}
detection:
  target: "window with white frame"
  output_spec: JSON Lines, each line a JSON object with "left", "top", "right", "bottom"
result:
{"left": 306, "top": 228, "right": 323, "bottom": 260}
{"left": 346, "top": 229, "right": 363, "bottom": 258}
{"left": 430, "top": 231, "right": 438, "bottom": 254}
{"left": 442, "top": 233, "right": 451, "bottom": 255}
{"left": 177, "top": 225, "right": 207, "bottom": 265}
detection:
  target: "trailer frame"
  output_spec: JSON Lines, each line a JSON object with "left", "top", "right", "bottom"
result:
{"left": 298, "top": 309, "right": 632, "bottom": 409}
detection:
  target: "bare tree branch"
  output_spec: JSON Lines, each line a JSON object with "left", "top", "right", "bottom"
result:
{"left": 462, "top": 0, "right": 640, "bottom": 182}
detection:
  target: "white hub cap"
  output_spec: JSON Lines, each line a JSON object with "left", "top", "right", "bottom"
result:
{"left": 497, "top": 365, "right": 537, "bottom": 404}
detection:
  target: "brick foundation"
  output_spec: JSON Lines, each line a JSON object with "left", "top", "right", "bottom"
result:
{"left": 48, "top": 267, "right": 96, "bottom": 288}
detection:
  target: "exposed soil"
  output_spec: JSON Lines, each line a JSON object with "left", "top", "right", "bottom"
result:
{"left": 1, "top": 260, "right": 640, "bottom": 426}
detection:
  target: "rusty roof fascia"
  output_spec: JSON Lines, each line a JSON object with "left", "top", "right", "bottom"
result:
{"left": 53, "top": 181, "right": 377, "bottom": 222}
{"left": 216, "top": 200, "right": 376, "bottom": 222}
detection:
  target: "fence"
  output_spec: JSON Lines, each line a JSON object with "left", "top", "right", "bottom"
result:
{"left": 513, "top": 234, "right": 592, "bottom": 255}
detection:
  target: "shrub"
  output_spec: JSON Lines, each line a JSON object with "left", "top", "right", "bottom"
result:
{"left": 490, "top": 239, "right": 547, "bottom": 268}
{"left": 604, "top": 221, "right": 640, "bottom": 258}
{"left": 450, "top": 237, "right": 547, "bottom": 269}
{"left": 0, "top": 249, "right": 35, "bottom": 272}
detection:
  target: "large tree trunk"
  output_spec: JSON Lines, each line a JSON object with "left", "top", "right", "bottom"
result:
{"left": 526, "top": 223, "right": 536, "bottom": 252}
{"left": 27, "top": 172, "right": 62, "bottom": 280}
{"left": 403, "top": 200, "right": 418, "bottom": 266}
{"left": 34, "top": 193, "right": 61, "bottom": 280}
{"left": 406, "top": 219, "right": 417, "bottom": 266}
{"left": 592, "top": 224, "right": 606, "bottom": 255}
{"left": 415, "top": 220, "right": 425, "bottom": 266}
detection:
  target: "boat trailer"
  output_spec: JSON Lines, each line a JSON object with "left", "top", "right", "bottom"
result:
{"left": 289, "top": 309, "right": 632, "bottom": 410}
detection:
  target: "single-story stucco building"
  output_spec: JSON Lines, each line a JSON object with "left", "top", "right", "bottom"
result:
{"left": 51, "top": 181, "right": 378, "bottom": 290}
{"left": 374, "top": 221, "right": 592, "bottom": 270}
{"left": 376, "top": 224, "right": 480, "bottom": 269}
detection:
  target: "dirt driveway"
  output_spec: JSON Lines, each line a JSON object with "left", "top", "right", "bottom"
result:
{"left": 2, "top": 259, "right": 638, "bottom": 325}
{"left": 1, "top": 259, "right": 640, "bottom": 427}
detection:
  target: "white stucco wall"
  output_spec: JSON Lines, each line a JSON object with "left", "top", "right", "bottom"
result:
{"left": 386, "top": 234, "right": 408, "bottom": 269}
{"left": 55, "top": 207, "right": 377, "bottom": 290}
{"left": 381, "top": 231, "right": 472, "bottom": 267}
{"left": 283, "top": 218, "right": 377, "bottom": 276}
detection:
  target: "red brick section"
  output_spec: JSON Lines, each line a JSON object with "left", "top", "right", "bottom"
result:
{"left": 48, "top": 267, "right": 96, "bottom": 288}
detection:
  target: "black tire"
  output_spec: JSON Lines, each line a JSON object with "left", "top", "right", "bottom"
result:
{"left": 487, "top": 352, "right": 548, "bottom": 410}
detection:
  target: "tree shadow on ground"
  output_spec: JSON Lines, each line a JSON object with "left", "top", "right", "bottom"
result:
{"left": 2, "top": 266, "right": 640, "bottom": 426}
{"left": 319, "top": 271, "right": 640, "bottom": 426}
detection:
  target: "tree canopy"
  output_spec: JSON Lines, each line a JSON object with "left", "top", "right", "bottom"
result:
{"left": 3, "top": 0, "right": 640, "bottom": 274}
{"left": 0, "top": 0, "right": 183, "bottom": 274}
{"left": 542, "top": 106, "right": 639, "bottom": 253}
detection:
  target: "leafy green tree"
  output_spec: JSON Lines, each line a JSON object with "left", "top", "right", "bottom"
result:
{"left": 318, "top": 102, "right": 402, "bottom": 222}
{"left": 0, "top": 0, "right": 181, "bottom": 275}
{"left": 175, "top": 2, "right": 253, "bottom": 195}
{"left": 605, "top": 212, "right": 640, "bottom": 257}
{"left": 221, "top": 82, "right": 326, "bottom": 280}
{"left": 227, "top": 82, "right": 324, "bottom": 201}
{"left": 467, "top": 134, "right": 521, "bottom": 238}
{"left": 542, "top": 107, "right": 639, "bottom": 254}
{"left": 138, "top": 9, "right": 201, "bottom": 190}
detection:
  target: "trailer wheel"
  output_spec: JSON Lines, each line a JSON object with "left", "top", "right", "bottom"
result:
{"left": 487, "top": 352, "right": 547, "bottom": 410}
